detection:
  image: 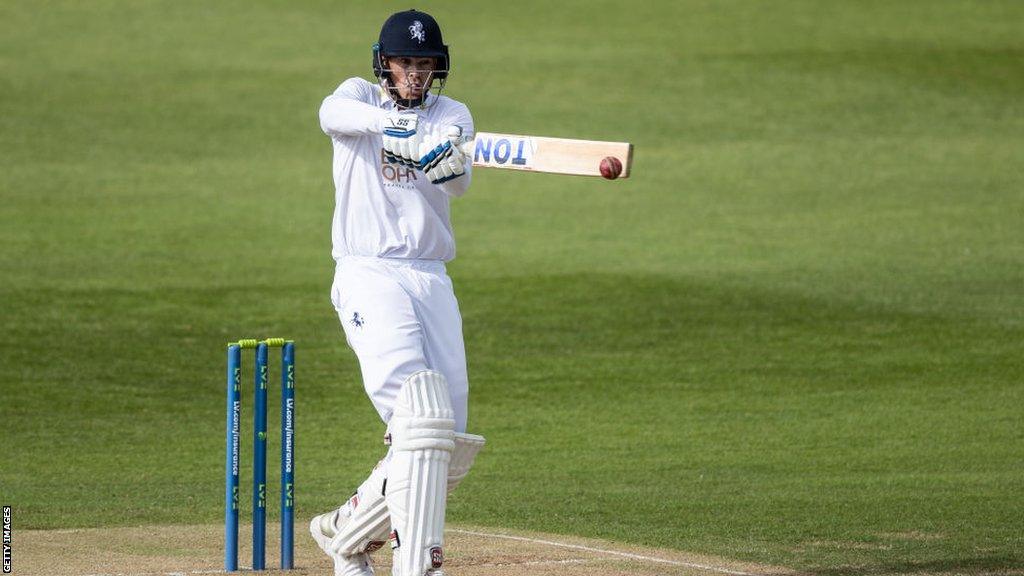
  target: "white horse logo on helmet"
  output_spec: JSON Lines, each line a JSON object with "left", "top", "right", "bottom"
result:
{"left": 409, "top": 20, "right": 426, "bottom": 43}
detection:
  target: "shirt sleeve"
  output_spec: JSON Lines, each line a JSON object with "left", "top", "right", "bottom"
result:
{"left": 319, "top": 78, "right": 388, "bottom": 137}
{"left": 437, "top": 102, "right": 475, "bottom": 198}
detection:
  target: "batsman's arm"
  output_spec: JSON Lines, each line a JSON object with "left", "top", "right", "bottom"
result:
{"left": 319, "top": 78, "right": 389, "bottom": 137}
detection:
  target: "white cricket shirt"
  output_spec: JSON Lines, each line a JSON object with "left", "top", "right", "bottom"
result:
{"left": 319, "top": 77, "right": 474, "bottom": 262}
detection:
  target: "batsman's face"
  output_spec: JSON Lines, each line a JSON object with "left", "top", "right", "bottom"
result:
{"left": 387, "top": 57, "right": 435, "bottom": 99}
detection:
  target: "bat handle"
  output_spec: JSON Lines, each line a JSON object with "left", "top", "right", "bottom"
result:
{"left": 458, "top": 140, "right": 475, "bottom": 157}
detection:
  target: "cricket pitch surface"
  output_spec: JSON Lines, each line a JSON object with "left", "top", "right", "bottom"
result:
{"left": 14, "top": 523, "right": 792, "bottom": 576}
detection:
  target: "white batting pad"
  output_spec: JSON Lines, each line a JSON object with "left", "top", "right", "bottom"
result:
{"left": 447, "top": 433, "right": 485, "bottom": 493}
{"left": 327, "top": 432, "right": 484, "bottom": 562}
{"left": 386, "top": 370, "right": 456, "bottom": 576}
{"left": 330, "top": 457, "right": 391, "bottom": 556}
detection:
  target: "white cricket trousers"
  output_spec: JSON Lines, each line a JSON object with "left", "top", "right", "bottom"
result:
{"left": 331, "top": 256, "right": 469, "bottom": 433}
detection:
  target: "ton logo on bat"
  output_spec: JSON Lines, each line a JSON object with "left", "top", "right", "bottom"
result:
{"left": 472, "top": 136, "right": 533, "bottom": 168}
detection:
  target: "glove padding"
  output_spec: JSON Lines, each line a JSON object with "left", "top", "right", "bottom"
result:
{"left": 418, "top": 126, "right": 468, "bottom": 184}
{"left": 382, "top": 112, "right": 422, "bottom": 168}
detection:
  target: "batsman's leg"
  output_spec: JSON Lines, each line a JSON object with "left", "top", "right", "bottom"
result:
{"left": 386, "top": 370, "right": 456, "bottom": 576}
{"left": 310, "top": 456, "right": 388, "bottom": 576}
{"left": 311, "top": 431, "right": 485, "bottom": 575}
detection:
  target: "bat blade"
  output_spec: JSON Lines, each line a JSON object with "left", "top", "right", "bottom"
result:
{"left": 460, "top": 132, "right": 633, "bottom": 178}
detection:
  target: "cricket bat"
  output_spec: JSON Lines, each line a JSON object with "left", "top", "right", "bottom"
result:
{"left": 460, "top": 132, "right": 633, "bottom": 179}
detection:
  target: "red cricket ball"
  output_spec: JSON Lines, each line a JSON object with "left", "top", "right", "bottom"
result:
{"left": 599, "top": 156, "right": 622, "bottom": 180}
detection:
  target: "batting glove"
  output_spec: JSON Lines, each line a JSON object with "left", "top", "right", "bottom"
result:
{"left": 418, "top": 126, "right": 468, "bottom": 184}
{"left": 382, "top": 112, "right": 422, "bottom": 168}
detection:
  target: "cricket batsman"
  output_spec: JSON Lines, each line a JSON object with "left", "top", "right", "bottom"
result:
{"left": 309, "top": 9, "right": 485, "bottom": 576}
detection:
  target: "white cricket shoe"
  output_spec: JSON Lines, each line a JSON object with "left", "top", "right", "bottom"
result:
{"left": 310, "top": 512, "right": 375, "bottom": 576}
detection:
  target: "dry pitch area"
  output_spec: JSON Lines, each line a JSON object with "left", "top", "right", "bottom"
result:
{"left": 14, "top": 524, "right": 789, "bottom": 576}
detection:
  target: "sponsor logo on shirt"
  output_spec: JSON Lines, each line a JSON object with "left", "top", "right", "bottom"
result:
{"left": 381, "top": 149, "right": 419, "bottom": 185}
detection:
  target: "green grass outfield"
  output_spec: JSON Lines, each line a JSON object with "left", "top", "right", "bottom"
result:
{"left": 2, "top": 1, "right": 1023, "bottom": 573}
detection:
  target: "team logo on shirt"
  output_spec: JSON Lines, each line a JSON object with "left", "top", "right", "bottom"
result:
{"left": 350, "top": 312, "right": 364, "bottom": 328}
{"left": 409, "top": 21, "right": 426, "bottom": 43}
